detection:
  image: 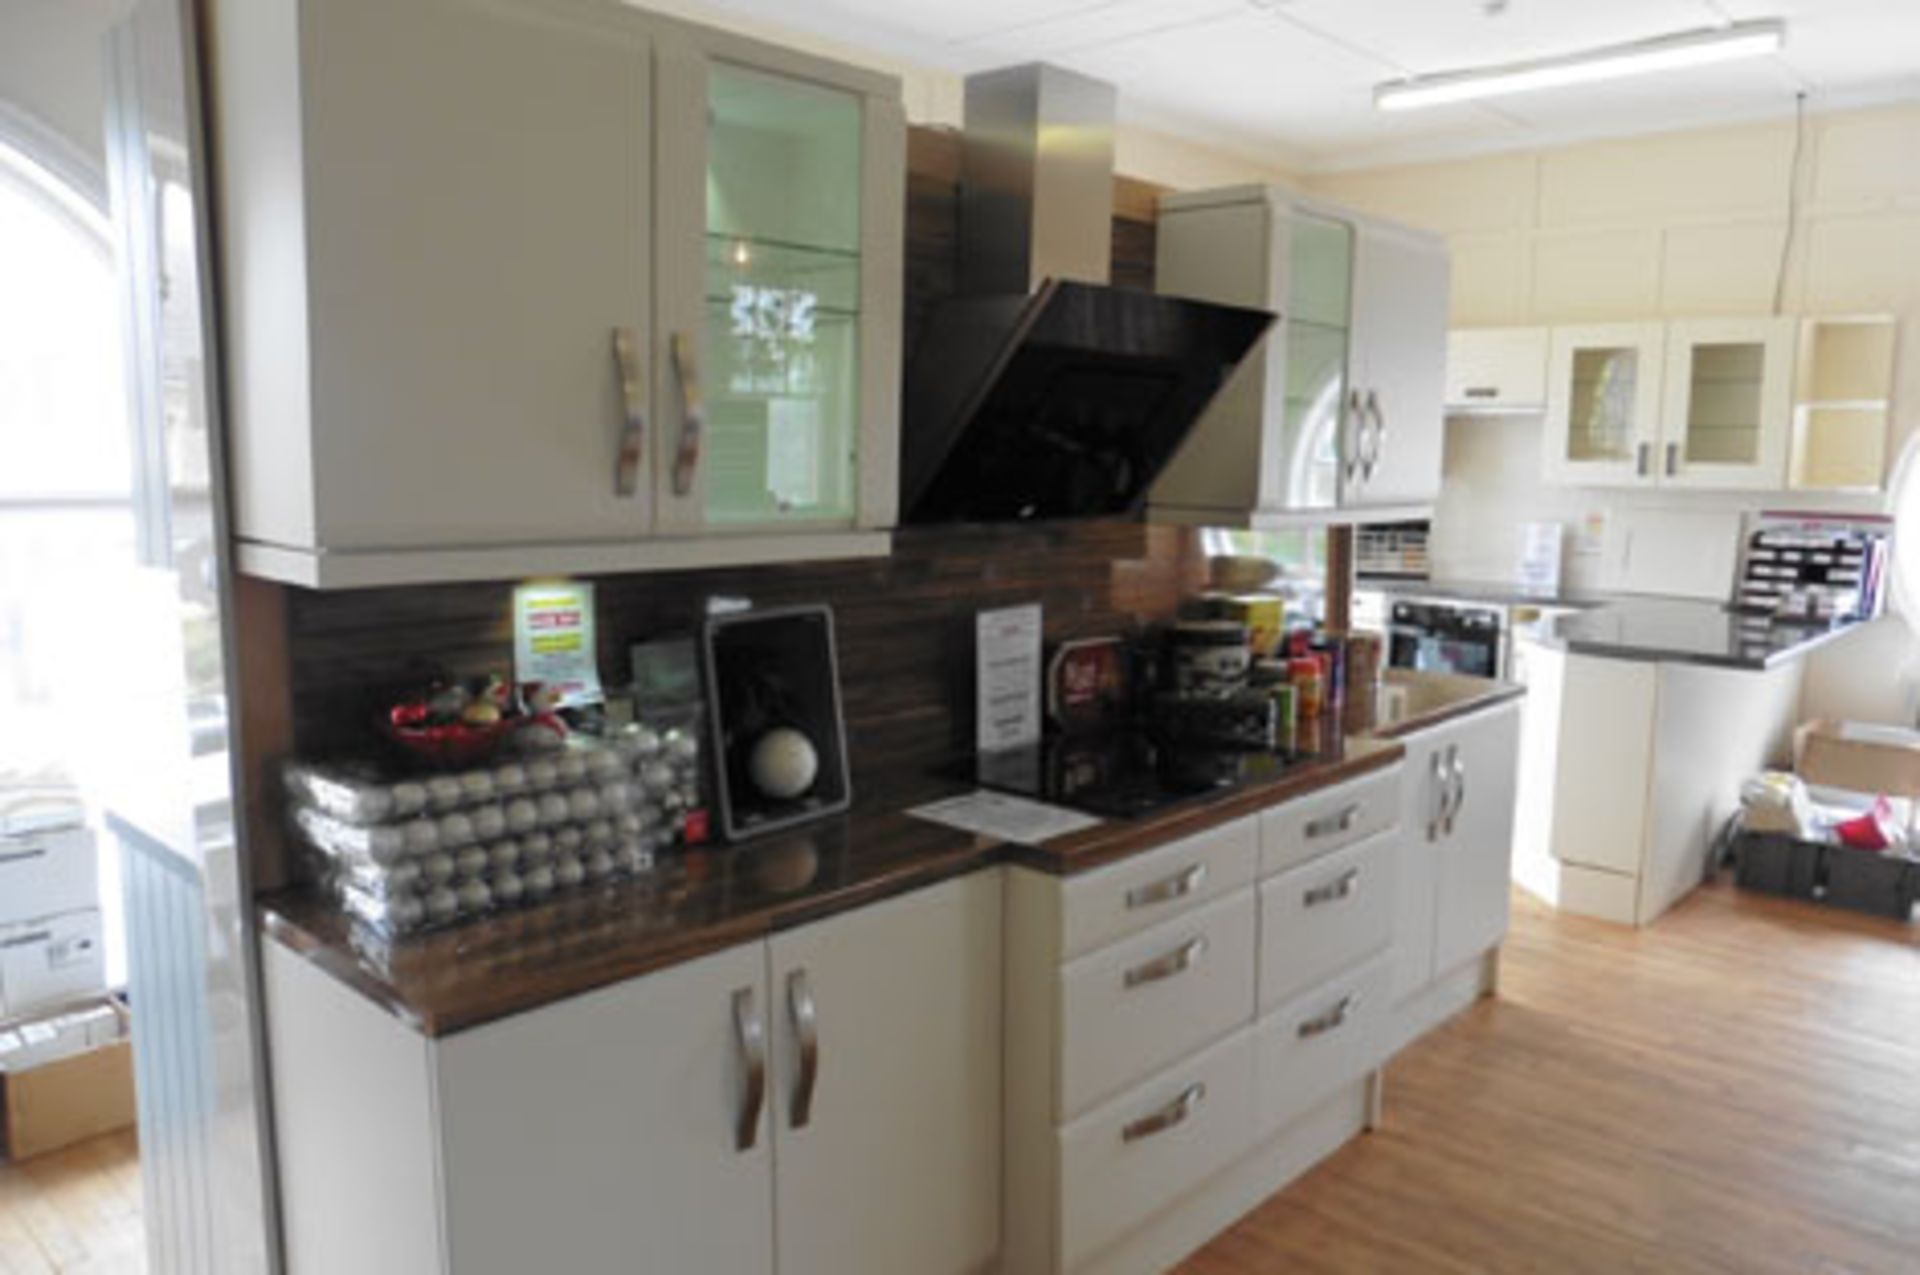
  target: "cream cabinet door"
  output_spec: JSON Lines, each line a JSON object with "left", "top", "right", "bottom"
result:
{"left": 1432, "top": 702, "right": 1522, "bottom": 978}
{"left": 1658, "top": 317, "right": 1797, "bottom": 490}
{"left": 278, "top": 0, "right": 656, "bottom": 551}
{"left": 768, "top": 872, "right": 1003, "bottom": 1275}
{"left": 1347, "top": 220, "right": 1449, "bottom": 507}
{"left": 1543, "top": 323, "right": 1666, "bottom": 487}
{"left": 435, "top": 942, "right": 775, "bottom": 1275}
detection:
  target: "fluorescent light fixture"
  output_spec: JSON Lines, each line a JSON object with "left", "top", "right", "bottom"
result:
{"left": 1375, "top": 20, "right": 1786, "bottom": 112}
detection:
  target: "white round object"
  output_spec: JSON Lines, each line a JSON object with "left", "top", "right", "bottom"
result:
{"left": 492, "top": 871, "right": 525, "bottom": 907}
{"left": 554, "top": 856, "right": 586, "bottom": 889}
{"left": 403, "top": 819, "right": 442, "bottom": 856}
{"left": 424, "top": 886, "right": 460, "bottom": 924}
{"left": 749, "top": 729, "right": 818, "bottom": 800}
{"left": 537, "top": 792, "right": 572, "bottom": 827}
{"left": 390, "top": 781, "right": 430, "bottom": 817}
{"left": 421, "top": 852, "right": 456, "bottom": 885}
{"left": 455, "top": 846, "right": 489, "bottom": 878}
{"left": 631, "top": 726, "right": 664, "bottom": 759}
{"left": 492, "top": 763, "right": 528, "bottom": 798}
{"left": 585, "top": 818, "right": 615, "bottom": 849}
{"left": 665, "top": 730, "right": 700, "bottom": 764}
{"left": 504, "top": 797, "right": 539, "bottom": 833}
{"left": 522, "top": 864, "right": 556, "bottom": 898}
{"left": 526, "top": 758, "right": 560, "bottom": 791}
{"left": 584, "top": 850, "right": 615, "bottom": 881}
{"left": 387, "top": 894, "right": 427, "bottom": 931}
{"left": 438, "top": 812, "right": 476, "bottom": 848}
{"left": 639, "top": 762, "right": 677, "bottom": 796}
{"left": 555, "top": 752, "right": 589, "bottom": 786}
{"left": 489, "top": 839, "right": 522, "bottom": 872}
{"left": 568, "top": 787, "right": 602, "bottom": 821}
{"left": 599, "top": 779, "right": 632, "bottom": 810}
{"left": 471, "top": 804, "right": 507, "bottom": 840}
{"left": 458, "top": 770, "right": 495, "bottom": 804}
{"left": 456, "top": 878, "right": 492, "bottom": 912}
{"left": 615, "top": 843, "right": 649, "bottom": 876}
{"left": 426, "top": 776, "right": 465, "bottom": 812}
{"left": 587, "top": 748, "right": 623, "bottom": 779}
{"left": 554, "top": 826, "right": 584, "bottom": 855}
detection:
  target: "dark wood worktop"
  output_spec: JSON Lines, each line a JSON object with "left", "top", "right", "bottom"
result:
{"left": 260, "top": 675, "right": 1519, "bottom": 1038}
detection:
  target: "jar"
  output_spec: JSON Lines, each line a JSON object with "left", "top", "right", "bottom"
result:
{"left": 1289, "top": 656, "right": 1325, "bottom": 719}
{"left": 1169, "top": 621, "right": 1252, "bottom": 696}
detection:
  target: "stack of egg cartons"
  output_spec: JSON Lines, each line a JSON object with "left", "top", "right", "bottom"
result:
{"left": 285, "top": 738, "right": 656, "bottom": 935}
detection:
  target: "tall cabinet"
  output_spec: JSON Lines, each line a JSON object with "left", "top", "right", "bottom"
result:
{"left": 206, "top": 0, "right": 904, "bottom": 588}
{"left": 1150, "top": 186, "right": 1450, "bottom": 527}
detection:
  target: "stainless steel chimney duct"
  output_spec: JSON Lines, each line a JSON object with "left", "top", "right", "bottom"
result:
{"left": 960, "top": 64, "right": 1117, "bottom": 294}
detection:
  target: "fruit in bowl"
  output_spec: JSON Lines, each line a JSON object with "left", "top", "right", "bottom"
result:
{"left": 384, "top": 675, "right": 564, "bottom": 767}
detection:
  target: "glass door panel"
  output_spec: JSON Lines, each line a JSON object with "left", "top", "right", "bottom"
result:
{"left": 1284, "top": 213, "right": 1352, "bottom": 507}
{"left": 1566, "top": 347, "right": 1640, "bottom": 463}
{"left": 1681, "top": 342, "right": 1765, "bottom": 465}
{"left": 703, "top": 63, "right": 862, "bottom": 525}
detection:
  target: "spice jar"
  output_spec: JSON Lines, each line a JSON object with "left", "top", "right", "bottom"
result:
{"left": 1288, "top": 655, "right": 1325, "bottom": 719}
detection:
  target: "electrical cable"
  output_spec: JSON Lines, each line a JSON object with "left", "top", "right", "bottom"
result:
{"left": 1773, "top": 91, "right": 1807, "bottom": 316}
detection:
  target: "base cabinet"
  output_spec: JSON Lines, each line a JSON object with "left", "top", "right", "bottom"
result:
{"left": 263, "top": 872, "right": 1000, "bottom": 1275}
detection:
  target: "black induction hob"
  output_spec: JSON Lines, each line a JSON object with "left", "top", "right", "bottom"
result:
{"left": 970, "top": 731, "right": 1307, "bottom": 821}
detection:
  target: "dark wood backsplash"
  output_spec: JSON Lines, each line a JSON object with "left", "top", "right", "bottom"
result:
{"left": 242, "top": 127, "right": 1198, "bottom": 888}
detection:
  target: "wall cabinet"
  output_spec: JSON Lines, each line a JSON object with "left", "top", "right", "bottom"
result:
{"left": 1543, "top": 317, "right": 1799, "bottom": 491}
{"left": 1445, "top": 327, "right": 1550, "bottom": 412}
{"left": 1151, "top": 186, "right": 1449, "bottom": 528}
{"left": 263, "top": 872, "right": 1001, "bottom": 1275}
{"left": 207, "top": 0, "right": 903, "bottom": 588}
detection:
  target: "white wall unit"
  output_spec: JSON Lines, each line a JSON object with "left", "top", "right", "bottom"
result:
{"left": 1542, "top": 322, "right": 1666, "bottom": 486}
{"left": 1151, "top": 185, "right": 1449, "bottom": 528}
{"left": 206, "top": 0, "right": 903, "bottom": 588}
{"left": 264, "top": 873, "right": 999, "bottom": 1275}
{"left": 1445, "top": 327, "right": 1550, "bottom": 411}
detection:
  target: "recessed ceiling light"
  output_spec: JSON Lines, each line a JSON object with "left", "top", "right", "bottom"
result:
{"left": 1375, "top": 20, "right": 1786, "bottom": 112}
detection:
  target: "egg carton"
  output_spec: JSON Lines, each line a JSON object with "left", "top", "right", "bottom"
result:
{"left": 284, "top": 740, "right": 639, "bottom": 827}
{"left": 291, "top": 779, "right": 639, "bottom": 867}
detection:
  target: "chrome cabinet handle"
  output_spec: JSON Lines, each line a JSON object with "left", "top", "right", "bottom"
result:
{"left": 1341, "top": 389, "right": 1364, "bottom": 484}
{"left": 1298, "top": 994, "right": 1356, "bottom": 1039}
{"left": 669, "top": 331, "right": 704, "bottom": 497}
{"left": 786, "top": 968, "right": 819, "bottom": 1130}
{"left": 611, "top": 327, "right": 647, "bottom": 497}
{"left": 1362, "top": 389, "right": 1384, "bottom": 482}
{"left": 1126, "top": 862, "right": 1206, "bottom": 910}
{"left": 1122, "top": 1082, "right": 1206, "bottom": 1143}
{"left": 1446, "top": 749, "right": 1468, "bottom": 836}
{"left": 731, "top": 986, "right": 765, "bottom": 1152}
{"left": 1636, "top": 442, "right": 1651, "bottom": 477}
{"left": 1305, "top": 804, "right": 1359, "bottom": 839}
{"left": 1123, "top": 935, "right": 1207, "bottom": 989}
{"left": 1303, "top": 867, "right": 1360, "bottom": 908}
{"left": 1427, "top": 750, "right": 1447, "bottom": 842}
{"left": 1463, "top": 386, "right": 1499, "bottom": 400}
{"left": 1665, "top": 441, "right": 1679, "bottom": 477}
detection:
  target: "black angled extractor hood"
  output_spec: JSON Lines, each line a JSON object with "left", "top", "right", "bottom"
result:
{"left": 901, "top": 282, "right": 1270, "bottom": 523}
{"left": 900, "top": 64, "right": 1274, "bottom": 525}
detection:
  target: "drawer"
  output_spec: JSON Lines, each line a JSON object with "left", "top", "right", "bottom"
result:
{"left": 1255, "top": 953, "right": 1391, "bottom": 1137}
{"left": 1058, "top": 1027, "right": 1256, "bottom": 1273}
{"left": 1258, "top": 829, "right": 1397, "bottom": 1013}
{"left": 1260, "top": 764, "right": 1400, "bottom": 877}
{"left": 1059, "top": 815, "right": 1258, "bottom": 961}
{"left": 1058, "top": 889, "right": 1256, "bottom": 1122}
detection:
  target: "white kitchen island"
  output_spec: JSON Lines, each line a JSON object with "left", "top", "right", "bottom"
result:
{"left": 1511, "top": 598, "right": 1867, "bottom": 927}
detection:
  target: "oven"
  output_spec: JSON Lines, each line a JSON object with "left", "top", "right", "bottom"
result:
{"left": 1387, "top": 599, "right": 1506, "bottom": 679}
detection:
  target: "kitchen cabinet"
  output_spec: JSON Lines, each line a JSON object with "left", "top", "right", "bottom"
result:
{"left": 1789, "top": 316, "right": 1898, "bottom": 491}
{"left": 1542, "top": 317, "right": 1799, "bottom": 491}
{"left": 1150, "top": 186, "right": 1449, "bottom": 528}
{"left": 206, "top": 0, "right": 903, "bottom": 588}
{"left": 1387, "top": 701, "right": 1521, "bottom": 1052}
{"left": 262, "top": 872, "right": 1000, "bottom": 1275}
{"left": 1445, "top": 327, "right": 1551, "bottom": 412}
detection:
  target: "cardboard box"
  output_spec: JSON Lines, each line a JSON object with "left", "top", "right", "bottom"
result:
{"left": 1, "top": 1002, "right": 134, "bottom": 1160}
{"left": 0, "top": 826, "right": 97, "bottom": 927}
{"left": 1795, "top": 719, "right": 1920, "bottom": 799}
{"left": 0, "top": 909, "right": 105, "bottom": 1019}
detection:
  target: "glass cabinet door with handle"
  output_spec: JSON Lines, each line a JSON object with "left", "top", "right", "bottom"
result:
{"left": 1542, "top": 323, "right": 1665, "bottom": 487}
{"left": 653, "top": 32, "right": 903, "bottom": 536}
{"left": 1659, "top": 316, "right": 1796, "bottom": 490}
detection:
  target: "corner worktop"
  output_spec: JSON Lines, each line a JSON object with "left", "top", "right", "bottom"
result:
{"left": 259, "top": 675, "right": 1523, "bottom": 1037}
{"left": 1535, "top": 597, "right": 1866, "bottom": 669}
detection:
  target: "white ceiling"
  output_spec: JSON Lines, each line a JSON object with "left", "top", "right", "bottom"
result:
{"left": 685, "top": 0, "right": 1920, "bottom": 170}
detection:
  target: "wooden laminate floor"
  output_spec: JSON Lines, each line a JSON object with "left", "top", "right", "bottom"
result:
{"left": 1182, "top": 880, "right": 1920, "bottom": 1274}
{"left": 0, "top": 1129, "right": 142, "bottom": 1274}
{"left": 3, "top": 882, "right": 1916, "bottom": 1274}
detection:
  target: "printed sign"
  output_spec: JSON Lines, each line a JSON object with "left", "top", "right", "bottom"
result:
{"left": 513, "top": 581, "right": 602, "bottom": 707}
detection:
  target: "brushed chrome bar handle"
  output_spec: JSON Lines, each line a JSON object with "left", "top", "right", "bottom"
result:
{"left": 1665, "top": 441, "right": 1679, "bottom": 477}
{"left": 1303, "top": 867, "right": 1361, "bottom": 908}
{"left": 1122, "top": 1082, "right": 1205, "bottom": 1143}
{"left": 1441, "top": 745, "right": 1464, "bottom": 837}
{"left": 1447, "top": 750, "right": 1468, "bottom": 836}
{"left": 1636, "top": 442, "right": 1650, "bottom": 477}
{"left": 1427, "top": 751, "right": 1447, "bottom": 842}
{"left": 1123, "top": 935, "right": 1208, "bottom": 989}
{"left": 1463, "top": 386, "right": 1499, "bottom": 400}
{"left": 670, "top": 331, "right": 705, "bottom": 498}
{"left": 786, "top": 968, "right": 818, "bottom": 1130}
{"left": 1343, "top": 388, "right": 1365, "bottom": 485}
{"left": 611, "top": 326, "right": 647, "bottom": 497}
{"left": 1126, "top": 862, "right": 1207, "bottom": 910}
{"left": 731, "top": 985, "right": 765, "bottom": 1152}
{"left": 1298, "top": 993, "right": 1357, "bottom": 1040}
{"left": 1306, "top": 804, "right": 1360, "bottom": 839}
{"left": 1363, "top": 389, "right": 1384, "bottom": 482}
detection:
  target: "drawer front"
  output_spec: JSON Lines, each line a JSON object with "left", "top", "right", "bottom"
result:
{"left": 1058, "top": 1027, "right": 1256, "bottom": 1273}
{"left": 1058, "top": 890, "right": 1257, "bottom": 1122}
{"left": 1255, "top": 953, "right": 1391, "bottom": 1137}
{"left": 1059, "top": 815, "right": 1258, "bottom": 960}
{"left": 1260, "top": 765, "right": 1400, "bottom": 877}
{"left": 1258, "top": 829, "right": 1397, "bottom": 1013}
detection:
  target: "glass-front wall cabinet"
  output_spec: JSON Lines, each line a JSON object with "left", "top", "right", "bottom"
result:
{"left": 1659, "top": 317, "right": 1795, "bottom": 489}
{"left": 703, "top": 62, "right": 862, "bottom": 526}
{"left": 1543, "top": 323, "right": 1664, "bottom": 485}
{"left": 1282, "top": 212, "right": 1353, "bottom": 509}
